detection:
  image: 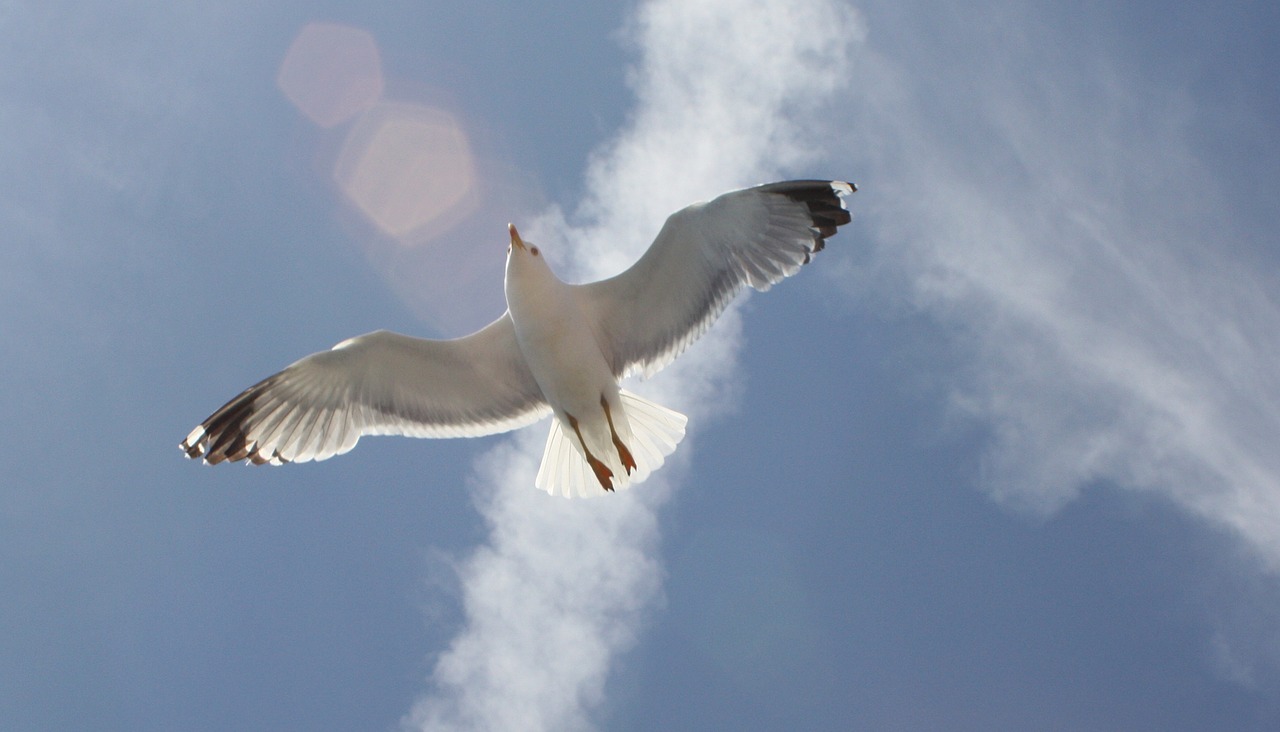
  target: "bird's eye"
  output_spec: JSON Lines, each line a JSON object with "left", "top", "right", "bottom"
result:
{"left": 530, "top": 246, "right": 540, "bottom": 256}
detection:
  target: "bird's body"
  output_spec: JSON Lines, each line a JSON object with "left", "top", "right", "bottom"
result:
{"left": 504, "top": 229, "right": 643, "bottom": 491}
{"left": 181, "top": 180, "right": 855, "bottom": 497}
{"left": 503, "top": 234, "right": 611, "bottom": 427}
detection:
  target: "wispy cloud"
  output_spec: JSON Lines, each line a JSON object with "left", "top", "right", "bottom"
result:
{"left": 403, "top": 0, "right": 862, "bottom": 729}
{"left": 839, "top": 5, "right": 1280, "bottom": 563}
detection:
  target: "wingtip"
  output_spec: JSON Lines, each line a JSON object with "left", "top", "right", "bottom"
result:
{"left": 180, "top": 430, "right": 205, "bottom": 460}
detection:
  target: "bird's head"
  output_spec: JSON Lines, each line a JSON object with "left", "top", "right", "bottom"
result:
{"left": 506, "top": 223, "right": 539, "bottom": 256}
{"left": 506, "top": 223, "right": 553, "bottom": 267}
{"left": 504, "top": 223, "right": 558, "bottom": 298}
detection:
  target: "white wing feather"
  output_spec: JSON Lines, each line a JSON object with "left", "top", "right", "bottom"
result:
{"left": 181, "top": 313, "right": 549, "bottom": 465}
{"left": 576, "top": 180, "right": 854, "bottom": 378}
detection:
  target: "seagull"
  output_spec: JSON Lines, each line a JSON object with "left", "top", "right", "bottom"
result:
{"left": 181, "top": 179, "right": 855, "bottom": 497}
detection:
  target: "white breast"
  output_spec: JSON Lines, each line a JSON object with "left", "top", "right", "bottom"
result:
{"left": 504, "top": 250, "right": 615, "bottom": 417}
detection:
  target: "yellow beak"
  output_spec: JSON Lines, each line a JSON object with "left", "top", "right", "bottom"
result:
{"left": 508, "top": 223, "right": 526, "bottom": 251}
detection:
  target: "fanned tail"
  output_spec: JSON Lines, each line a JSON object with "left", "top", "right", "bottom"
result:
{"left": 535, "top": 389, "right": 687, "bottom": 498}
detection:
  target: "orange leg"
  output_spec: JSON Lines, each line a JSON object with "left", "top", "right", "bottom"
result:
{"left": 600, "top": 396, "right": 637, "bottom": 475}
{"left": 567, "top": 413, "right": 614, "bottom": 491}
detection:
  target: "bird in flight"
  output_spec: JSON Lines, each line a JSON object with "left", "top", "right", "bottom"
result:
{"left": 181, "top": 180, "right": 855, "bottom": 497}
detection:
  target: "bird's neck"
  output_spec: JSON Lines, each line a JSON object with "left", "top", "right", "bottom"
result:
{"left": 506, "top": 265, "right": 573, "bottom": 330}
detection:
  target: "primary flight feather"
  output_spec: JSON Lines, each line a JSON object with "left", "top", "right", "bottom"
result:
{"left": 181, "top": 179, "right": 856, "bottom": 497}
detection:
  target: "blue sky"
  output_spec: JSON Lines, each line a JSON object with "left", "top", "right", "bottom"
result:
{"left": 3, "top": 1, "right": 1279, "bottom": 730}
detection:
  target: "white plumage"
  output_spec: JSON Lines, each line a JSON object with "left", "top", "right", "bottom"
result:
{"left": 181, "top": 180, "right": 855, "bottom": 496}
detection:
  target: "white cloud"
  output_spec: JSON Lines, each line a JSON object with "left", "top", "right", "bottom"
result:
{"left": 403, "top": 1, "right": 863, "bottom": 730}
{"left": 836, "top": 5, "right": 1280, "bottom": 567}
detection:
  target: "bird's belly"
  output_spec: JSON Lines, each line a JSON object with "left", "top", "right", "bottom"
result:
{"left": 518, "top": 322, "right": 615, "bottom": 417}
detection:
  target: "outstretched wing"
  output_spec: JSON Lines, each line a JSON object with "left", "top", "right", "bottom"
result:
{"left": 577, "top": 180, "right": 855, "bottom": 378}
{"left": 180, "top": 313, "right": 549, "bottom": 465}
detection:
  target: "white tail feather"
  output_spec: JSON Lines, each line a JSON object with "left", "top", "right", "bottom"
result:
{"left": 535, "top": 389, "right": 688, "bottom": 498}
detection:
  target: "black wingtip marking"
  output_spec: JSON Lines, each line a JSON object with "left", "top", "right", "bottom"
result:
{"left": 181, "top": 439, "right": 203, "bottom": 460}
{"left": 181, "top": 373, "right": 281, "bottom": 466}
{"left": 762, "top": 179, "right": 857, "bottom": 257}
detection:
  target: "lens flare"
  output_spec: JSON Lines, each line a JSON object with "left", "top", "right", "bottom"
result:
{"left": 333, "top": 102, "right": 478, "bottom": 240}
{"left": 277, "top": 23, "right": 383, "bottom": 128}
